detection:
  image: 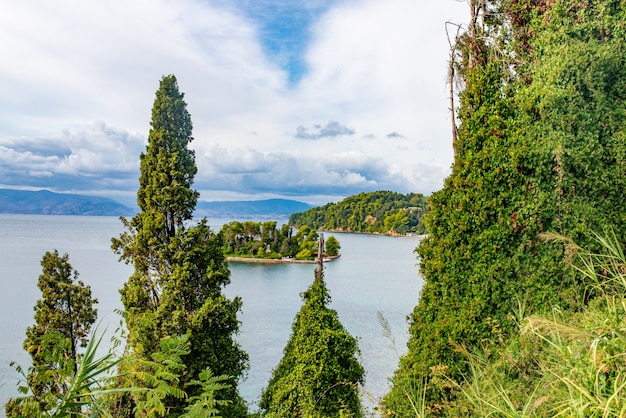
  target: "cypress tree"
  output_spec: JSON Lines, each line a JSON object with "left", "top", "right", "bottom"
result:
{"left": 260, "top": 236, "right": 364, "bottom": 417}
{"left": 5, "top": 250, "right": 97, "bottom": 417}
{"left": 385, "top": 0, "right": 626, "bottom": 415}
{"left": 112, "top": 75, "right": 248, "bottom": 416}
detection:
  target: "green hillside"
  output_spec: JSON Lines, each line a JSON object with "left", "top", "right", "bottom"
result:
{"left": 289, "top": 191, "right": 429, "bottom": 235}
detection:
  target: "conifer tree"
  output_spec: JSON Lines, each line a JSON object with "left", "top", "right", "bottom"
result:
{"left": 260, "top": 236, "right": 364, "bottom": 417}
{"left": 385, "top": 0, "right": 626, "bottom": 415}
{"left": 5, "top": 250, "right": 97, "bottom": 417}
{"left": 112, "top": 74, "right": 247, "bottom": 416}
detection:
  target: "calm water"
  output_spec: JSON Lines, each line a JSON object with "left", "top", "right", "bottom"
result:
{"left": 0, "top": 215, "right": 422, "bottom": 415}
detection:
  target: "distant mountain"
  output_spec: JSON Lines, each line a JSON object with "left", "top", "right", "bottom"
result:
{"left": 0, "top": 189, "right": 313, "bottom": 219}
{"left": 0, "top": 189, "right": 134, "bottom": 216}
{"left": 195, "top": 199, "right": 313, "bottom": 220}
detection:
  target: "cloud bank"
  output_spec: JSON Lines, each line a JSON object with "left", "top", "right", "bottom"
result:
{"left": 0, "top": 0, "right": 468, "bottom": 205}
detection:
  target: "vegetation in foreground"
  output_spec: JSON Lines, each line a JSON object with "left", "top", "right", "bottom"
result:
{"left": 260, "top": 241, "right": 365, "bottom": 417}
{"left": 451, "top": 231, "right": 626, "bottom": 416}
{"left": 385, "top": 0, "right": 626, "bottom": 415}
{"left": 382, "top": 230, "right": 626, "bottom": 417}
{"left": 110, "top": 74, "right": 248, "bottom": 417}
{"left": 5, "top": 251, "right": 98, "bottom": 417}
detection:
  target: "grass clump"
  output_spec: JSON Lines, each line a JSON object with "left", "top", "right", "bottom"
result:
{"left": 452, "top": 230, "right": 626, "bottom": 417}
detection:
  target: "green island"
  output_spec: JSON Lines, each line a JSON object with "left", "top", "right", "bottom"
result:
{"left": 219, "top": 220, "right": 341, "bottom": 263}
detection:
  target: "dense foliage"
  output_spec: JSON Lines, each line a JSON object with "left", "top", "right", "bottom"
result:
{"left": 220, "top": 220, "right": 340, "bottom": 260}
{"left": 385, "top": 0, "right": 626, "bottom": 415}
{"left": 8, "top": 325, "right": 239, "bottom": 417}
{"left": 456, "top": 231, "right": 626, "bottom": 416}
{"left": 289, "top": 191, "right": 429, "bottom": 235}
{"left": 111, "top": 75, "right": 248, "bottom": 417}
{"left": 260, "top": 257, "right": 364, "bottom": 417}
{"left": 5, "top": 251, "right": 98, "bottom": 417}
{"left": 324, "top": 235, "right": 341, "bottom": 257}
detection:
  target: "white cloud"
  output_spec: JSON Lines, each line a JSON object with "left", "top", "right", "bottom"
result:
{"left": 296, "top": 0, "right": 464, "bottom": 154}
{"left": 0, "top": 0, "right": 468, "bottom": 204}
{"left": 193, "top": 143, "right": 447, "bottom": 204}
{"left": 0, "top": 123, "right": 144, "bottom": 194}
{"left": 0, "top": 0, "right": 284, "bottom": 135}
{"left": 295, "top": 121, "right": 355, "bottom": 139}
{"left": 58, "top": 122, "right": 145, "bottom": 174}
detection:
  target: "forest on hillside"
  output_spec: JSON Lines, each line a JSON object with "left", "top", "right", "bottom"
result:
{"left": 289, "top": 191, "right": 429, "bottom": 235}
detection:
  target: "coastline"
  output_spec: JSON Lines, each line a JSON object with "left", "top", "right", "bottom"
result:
{"left": 318, "top": 228, "right": 427, "bottom": 238}
{"left": 226, "top": 254, "right": 341, "bottom": 264}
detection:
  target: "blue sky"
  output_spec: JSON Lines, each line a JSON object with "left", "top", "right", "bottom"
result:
{"left": 236, "top": 0, "right": 334, "bottom": 85}
{"left": 0, "top": 0, "right": 468, "bottom": 206}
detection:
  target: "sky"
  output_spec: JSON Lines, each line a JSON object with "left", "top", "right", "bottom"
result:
{"left": 0, "top": 0, "right": 469, "bottom": 206}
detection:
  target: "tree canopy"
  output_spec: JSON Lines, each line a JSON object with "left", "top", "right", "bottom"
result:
{"left": 260, "top": 244, "right": 364, "bottom": 417}
{"left": 220, "top": 220, "right": 340, "bottom": 261}
{"left": 5, "top": 250, "right": 98, "bottom": 417}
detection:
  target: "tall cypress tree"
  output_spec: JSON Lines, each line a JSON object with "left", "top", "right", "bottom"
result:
{"left": 385, "top": 0, "right": 626, "bottom": 415}
{"left": 260, "top": 236, "right": 365, "bottom": 417}
{"left": 112, "top": 75, "right": 248, "bottom": 416}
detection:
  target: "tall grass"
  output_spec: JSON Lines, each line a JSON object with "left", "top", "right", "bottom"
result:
{"left": 455, "top": 230, "right": 626, "bottom": 417}
{"left": 377, "top": 311, "right": 428, "bottom": 417}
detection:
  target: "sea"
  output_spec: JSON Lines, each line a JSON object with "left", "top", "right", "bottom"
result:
{"left": 0, "top": 214, "right": 423, "bottom": 415}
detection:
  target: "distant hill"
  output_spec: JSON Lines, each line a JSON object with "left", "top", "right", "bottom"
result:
{"left": 0, "top": 189, "right": 313, "bottom": 219}
{"left": 0, "top": 189, "right": 134, "bottom": 216}
{"left": 195, "top": 199, "right": 313, "bottom": 220}
{"left": 289, "top": 191, "right": 430, "bottom": 235}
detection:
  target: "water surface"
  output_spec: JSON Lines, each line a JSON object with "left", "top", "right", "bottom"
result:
{"left": 0, "top": 215, "right": 423, "bottom": 414}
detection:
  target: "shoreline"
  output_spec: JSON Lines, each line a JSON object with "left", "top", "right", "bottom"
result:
{"left": 226, "top": 254, "right": 341, "bottom": 264}
{"left": 317, "top": 228, "right": 427, "bottom": 238}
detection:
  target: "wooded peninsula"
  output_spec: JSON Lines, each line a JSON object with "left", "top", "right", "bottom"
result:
{"left": 289, "top": 190, "right": 429, "bottom": 235}
{"left": 219, "top": 191, "right": 427, "bottom": 263}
